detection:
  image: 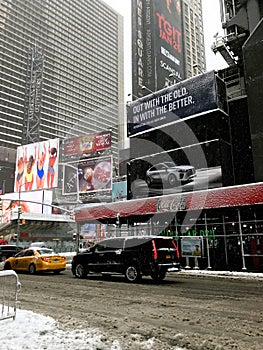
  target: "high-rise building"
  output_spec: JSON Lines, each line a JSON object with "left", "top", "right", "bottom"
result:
{"left": 0, "top": 0, "right": 124, "bottom": 150}
{"left": 131, "top": 0, "right": 206, "bottom": 98}
{"left": 181, "top": 0, "right": 206, "bottom": 78}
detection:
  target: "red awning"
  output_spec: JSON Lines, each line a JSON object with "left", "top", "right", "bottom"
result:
{"left": 74, "top": 182, "right": 263, "bottom": 222}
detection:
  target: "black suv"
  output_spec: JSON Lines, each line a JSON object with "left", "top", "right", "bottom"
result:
{"left": 0, "top": 245, "right": 23, "bottom": 262}
{"left": 71, "top": 236, "right": 180, "bottom": 283}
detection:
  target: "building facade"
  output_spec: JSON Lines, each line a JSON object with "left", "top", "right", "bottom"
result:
{"left": 181, "top": 0, "right": 206, "bottom": 78}
{"left": 0, "top": 0, "right": 124, "bottom": 150}
{"left": 73, "top": 1, "right": 263, "bottom": 272}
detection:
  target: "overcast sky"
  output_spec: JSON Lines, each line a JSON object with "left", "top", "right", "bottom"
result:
{"left": 103, "top": 0, "right": 228, "bottom": 96}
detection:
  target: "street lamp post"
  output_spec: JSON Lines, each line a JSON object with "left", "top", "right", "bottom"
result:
{"left": 16, "top": 183, "right": 26, "bottom": 247}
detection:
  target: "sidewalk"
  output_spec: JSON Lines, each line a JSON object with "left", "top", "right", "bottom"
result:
{"left": 178, "top": 268, "right": 263, "bottom": 280}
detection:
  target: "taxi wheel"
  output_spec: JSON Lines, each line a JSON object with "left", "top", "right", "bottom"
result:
{"left": 29, "top": 263, "right": 36, "bottom": 275}
{"left": 3, "top": 262, "right": 11, "bottom": 270}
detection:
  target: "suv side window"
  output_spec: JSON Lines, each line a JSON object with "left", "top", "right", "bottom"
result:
{"left": 124, "top": 238, "right": 151, "bottom": 250}
{"left": 96, "top": 239, "right": 124, "bottom": 251}
{"left": 96, "top": 242, "right": 108, "bottom": 252}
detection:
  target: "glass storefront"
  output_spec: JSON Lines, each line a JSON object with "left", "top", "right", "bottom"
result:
{"left": 106, "top": 205, "right": 263, "bottom": 272}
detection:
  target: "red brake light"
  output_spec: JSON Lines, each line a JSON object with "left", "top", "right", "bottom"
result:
{"left": 152, "top": 240, "right": 158, "bottom": 259}
{"left": 171, "top": 240, "right": 180, "bottom": 259}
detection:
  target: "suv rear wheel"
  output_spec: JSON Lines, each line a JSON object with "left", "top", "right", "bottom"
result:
{"left": 75, "top": 263, "right": 88, "bottom": 279}
{"left": 125, "top": 265, "right": 141, "bottom": 283}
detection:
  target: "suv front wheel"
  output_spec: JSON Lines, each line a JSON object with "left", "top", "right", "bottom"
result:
{"left": 74, "top": 263, "right": 88, "bottom": 279}
{"left": 124, "top": 265, "right": 141, "bottom": 283}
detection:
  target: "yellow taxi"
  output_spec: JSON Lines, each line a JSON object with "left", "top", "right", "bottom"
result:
{"left": 3, "top": 247, "right": 67, "bottom": 274}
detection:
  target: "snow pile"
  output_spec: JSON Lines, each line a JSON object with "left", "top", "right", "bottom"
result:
{"left": 1, "top": 309, "right": 120, "bottom": 350}
{"left": 0, "top": 308, "right": 186, "bottom": 350}
{"left": 179, "top": 268, "right": 263, "bottom": 280}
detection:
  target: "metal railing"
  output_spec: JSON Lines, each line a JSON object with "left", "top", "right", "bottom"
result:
{"left": 0, "top": 270, "right": 21, "bottom": 321}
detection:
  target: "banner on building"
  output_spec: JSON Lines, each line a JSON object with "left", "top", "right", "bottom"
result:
{"left": 0, "top": 190, "right": 53, "bottom": 223}
{"left": 112, "top": 181, "right": 127, "bottom": 202}
{"left": 128, "top": 71, "right": 227, "bottom": 137}
{"left": 132, "top": 0, "right": 184, "bottom": 98}
{"left": 14, "top": 139, "right": 59, "bottom": 192}
{"left": 62, "top": 131, "right": 111, "bottom": 161}
{"left": 63, "top": 156, "right": 112, "bottom": 195}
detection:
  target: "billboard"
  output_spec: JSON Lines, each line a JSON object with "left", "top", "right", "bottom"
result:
{"left": 63, "top": 156, "right": 112, "bottom": 195}
{"left": 62, "top": 131, "right": 111, "bottom": 161}
{"left": 14, "top": 139, "right": 59, "bottom": 192}
{"left": 181, "top": 237, "right": 203, "bottom": 258}
{"left": 132, "top": 0, "right": 184, "bottom": 98}
{"left": 128, "top": 140, "right": 226, "bottom": 199}
{"left": 128, "top": 71, "right": 227, "bottom": 137}
{"left": 112, "top": 181, "right": 127, "bottom": 202}
{"left": 0, "top": 190, "right": 52, "bottom": 223}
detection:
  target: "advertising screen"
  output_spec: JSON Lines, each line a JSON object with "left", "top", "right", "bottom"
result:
{"left": 131, "top": 0, "right": 184, "bottom": 98}
{"left": 63, "top": 156, "right": 112, "bottom": 195}
{"left": 62, "top": 131, "right": 111, "bottom": 161}
{"left": 14, "top": 139, "right": 59, "bottom": 192}
{"left": 181, "top": 237, "right": 203, "bottom": 258}
{"left": 0, "top": 190, "right": 52, "bottom": 223}
{"left": 128, "top": 71, "right": 226, "bottom": 137}
{"left": 112, "top": 181, "right": 127, "bottom": 202}
{"left": 154, "top": 0, "right": 183, "bottom": 88}
{"left": 128, "top": 140, "right": 225, "bottom": 199}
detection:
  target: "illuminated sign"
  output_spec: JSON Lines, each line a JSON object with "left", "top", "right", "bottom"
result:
{"left": 0, "top": 190, "right": 52, "bottom": 223}
{"left": 128, "top": 71, "right": 226, "bottom": 136}
{"left": 181, "top": 237, "right": 203, "bottom": 258}
{"left": 63, "top": 156, "right": 112, "bottom": 195}
{"left": 132, "top": 0, "right": 184, "bottom": 98}
{"left": 14, "top": 139, "right": 59, "bottom": 192}
{"left": 62, "top": 131, "right": 111, "bottom": 160}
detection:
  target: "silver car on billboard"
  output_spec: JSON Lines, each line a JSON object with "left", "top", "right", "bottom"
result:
{"left": 146, "top": 162, "right": 196, "bottom": 187}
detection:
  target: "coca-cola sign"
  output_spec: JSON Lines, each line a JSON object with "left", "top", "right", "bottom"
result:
{"left": 63, "top": 131, "right": 111, "bottom": 158}
{"left": 157, "top": 196, "right": 186, "bottom": 212}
